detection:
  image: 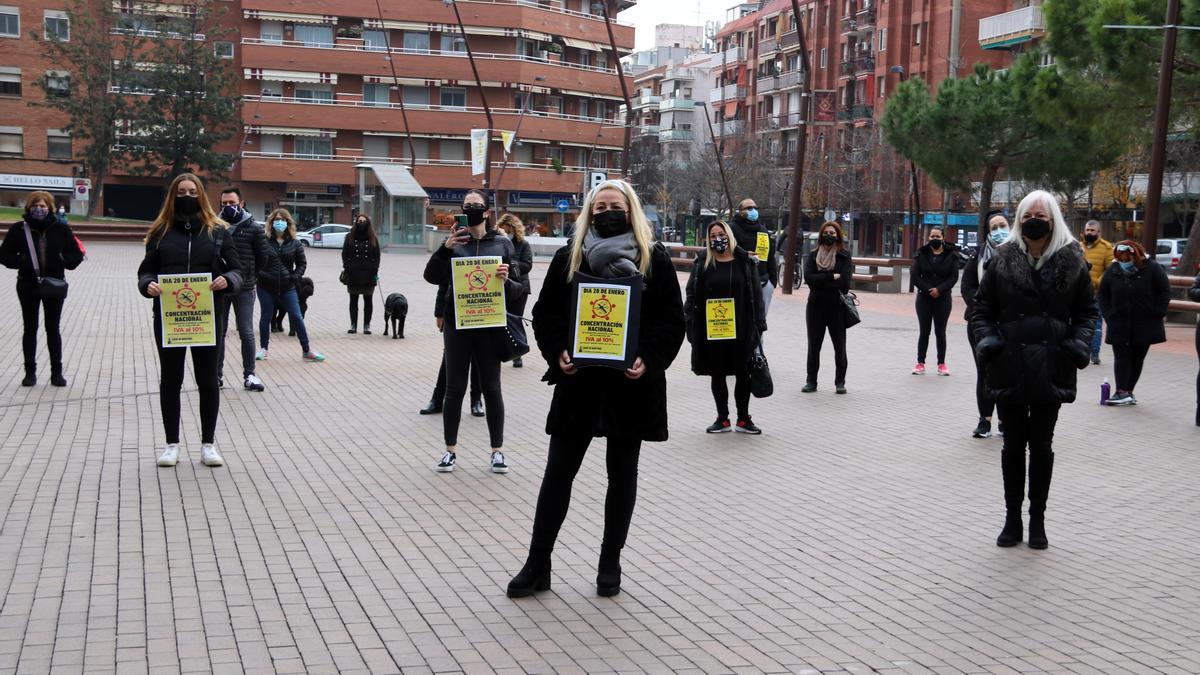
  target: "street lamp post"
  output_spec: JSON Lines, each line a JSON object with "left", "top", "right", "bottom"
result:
{"left": 889, "top": 66, "right": 921, "bottom": 258}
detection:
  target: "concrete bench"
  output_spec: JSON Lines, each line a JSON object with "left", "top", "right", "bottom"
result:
{"left": 850, "top": 257, "right": 908, "bottom": 293}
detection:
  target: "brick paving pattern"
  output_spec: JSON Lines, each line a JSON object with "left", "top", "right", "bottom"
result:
{"left": 1, "top": 242, "right": 1197, "bottom": 674}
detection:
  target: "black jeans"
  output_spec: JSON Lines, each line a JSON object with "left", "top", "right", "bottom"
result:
{"left": 806, "top": 304, "right": 847, "bottom": 385}
{"left": 916, "top": 293, "right": 952, "bottom": 365}
{"left": 527, "top": 434, "right": 642, "bottom": 558}
{"left": 218, "top": 288, "right": 258, "bottom": 379}
{"left": 442, "top": 323, "right": 503, "bottom": 447}
{"left": 967, "top": 328, "right": 996, "bottom": 419}
{"left": 1112, "top": 343, "right": 1151, "bottom": 393}
{"left": 996, "top": 402, "right": 1060, "bottom": 513}
{"left": 159, "top": 345, "right": 220, "bottom": 444}
{"left": 433, "top": 351, "right": 481, "bottom": 404}
{"left": 711, "top": 374, "right": 751, "bottom": 420}
{"left": 17, "top": 281, "right": 66, "bottom": 372}
{"left": 349, "top": 293, "right": 373, "bottom": 327}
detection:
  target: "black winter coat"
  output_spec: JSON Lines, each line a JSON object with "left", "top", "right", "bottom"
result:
{"left": 259, "top": 236, "right": 306, "bottom": 293}
{"left": 511, "top": 237, "right": 534, "bottom": 296}
{"left": 532, "top": 243, "right": 685, "bottom": 442}
{"left": 137, "top": 219, "right": 242, "bottom": 296}
{"left": 1097, "top": 260, "right": 1171, "bottom": 346}
{"left": 729, "top": 216, "right": 779, "bottom": 287}
{"left": 1, "top": 215, "right": 84, "bottom": 282}
{"left": 969, "top": 243, "right": 1097, "bottom": 405}
{"left": 226, "top": 213, "right": 267, "bottom": 290}
{"left": 684, "top": 249, "right": 765, "bottom": 376}
{"left": 960, "top": 250, "right": 987, "bottom": 320}
{"left": 341, "top": 229, "right": 381, "bottom": 287}
{"left": 912, "top": 242, "right": 960, "bottom": 298}
{"left": 803, "top": 248, "right": 853, "bottom": 324}
{"left": 1190, "top": 273, "right": 1200, "bottom": 303}
{"left": 424, "top": 229, "right": 521, "bottom": 311}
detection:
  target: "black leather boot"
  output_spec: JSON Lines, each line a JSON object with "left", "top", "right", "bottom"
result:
{"left": 996, "top": 450, "right": 1025, "bottom": 547}
{"left": 21, "top": 363, "right": 36, "bottom": 387}
{"left": 507, "top": 555, "right": 552, "bottom": 598}
{"left": 596, "top": 545, "right": 622, "bottom": 597}
{"left": 50, "top": 363, "right": 66, "bottom": 387}
{"left": 1027, "top": 450, "right": 1054, "bottom": 549}
{"left": 419, "top": 398, "right": 442, "bottom": 415}
{"left": 470, "top": 399, "right": 485, "bottom": 417}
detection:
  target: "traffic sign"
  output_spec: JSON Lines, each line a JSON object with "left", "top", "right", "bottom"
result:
{"left": 74, "top": 178, "right": 91, "bottom": 202}
{"left": 590, "top": 172, "right": 607, "bottom": 190}
{"left": 556, "top": 199, "right": 570, "bottom": 213}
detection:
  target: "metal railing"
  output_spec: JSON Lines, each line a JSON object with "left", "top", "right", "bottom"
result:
{"left": 241, "top": 95, "right": 614, "bottom": 124}
{"left": 659, "top": 128, "right": 694, "bottom": 142}
{"left": 836, "top": 104, "right": 873, "bottom": 121}
{"left": 241, "top": 150, "right": 590, "bottom": 172}
{"left": 458, "top": 0, "right": 635, "bottom": 27}
{"left": 840, "top": 57, "right": 875, "bottom": 76}
{"left": 658, "top": 97, "right": 696, "bottom": 111}
{"left": 979, "top": 5, "right": 1045, "bottom": 44}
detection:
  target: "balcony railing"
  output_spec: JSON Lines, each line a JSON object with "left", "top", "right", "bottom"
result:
{"left": 856, "top": 7, "right": 876, "bottom": 27}
{"left": 241, "top": 150, "right": 591, "bottom": 172}
{"left": 836, "top": 104, "right": 873, "bottom": 122}
{"left": 840, "top": 57, "right": 875, "bottom": 76}
{"left": 240, "top": 95, "right": 613, "bottom": 125}
{"left": 455, "top": 0, "right": 635, "bottom": 27}
{"left": 240, "top": 37, "right": 618, "bottom": 75}
{"left": 716, "top": 119, "right": 745, "bottom": 137}
{"left": 635, "top": 94, "right": 662, "bottom": 108}
{"left": 979, "top": 5, "right": 1046, "bottom": 48}
{"left": 757, "top": 74, "right": 779, "bottom": 92}
{"left": 759, "top": 36, "right": 778, "bottom": 54}
{"left": 757, "top": 112, "right": 804, "bottom": 130}
{"left": 723, "top": 83, "right": 747, "bottom": 100}
{"left": 635, "top": 125, "right": 661, "bottom": 137}
{"left": 709, "top": 88, "right": 724, "bottom": 103}
{"left": 779, "top": 30, "right": 799, "bottom": 50}
{"left": 659, "top": 128, "right": 694, "bottom": 142}
{"left": 720, "top": 46, "right": 745, "bottom": 64}
{"left": 760, "top": 71, "right": 802, "bottom": 92}
{"left": 663, "top": 67, "right": 695, "bottom": 81}
{"left": 658, "top": 97, "right": 696, "bottom": 111}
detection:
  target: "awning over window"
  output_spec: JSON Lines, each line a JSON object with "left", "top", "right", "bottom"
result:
{"left": 363, "top": 19, "right": 428, "bottom": 31}
{"left": 559, "top": 89, "right": 624, "bottom": 102}
{"left": 243, "top": 9, "right": 335, "bottom": 25}
{"left": 243, "top": 69, "right": 337, "bottom": 84}
{"left": 561, "top": 36, "right": 631, "bottom": 54}
{"left": 724, "top": 101, "right": 739, "bottom": 117}
{"left": 363, "top": 76, "right": 435, "bottom": 86}
{"left": 247, "top": 125, "right": 336, "bottom": 138}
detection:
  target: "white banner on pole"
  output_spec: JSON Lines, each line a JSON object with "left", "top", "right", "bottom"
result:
{"left": 470, "top": 128, "right": 488, "bottom": 176}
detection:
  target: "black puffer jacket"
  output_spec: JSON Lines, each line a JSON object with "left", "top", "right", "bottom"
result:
{"left": 1098, "top": 260, "right": 1171, "bottom": 346}
{"left": 960, "top": 249, "right": 986, "bottom": 320}
{"left": 511, "top": 236, "right": 534, "bottom": 296}
{"left": 259, "top": 236, "right": 306, "bottom": 293}
{"left": 1, "top": 215, "right": 84, "bottom": 281}
{"left": 913, "top": 242, "right": 960, "bottom": 298}
{"left": 226, "top": 212, "right": 266, "bottom": 290}
{"left": 729, "top": 216, "right": 779, "bottom": 287}
{"left": 532, "top": 243, "right": 685, "bottom": 442}
{"left": 969, "top": 243, "right": 1097, "bottom": 405}
{"left": 423, "top": 228, "right": 521, "bottom": 308}
{"left": 684, "top": 248, "right": 765, "bottom": 375}
{"left": 341, "top": 227, "right": 381, "bottom": 287}
{"left": 137, "top": 219, "right": 242, "bottom": 296}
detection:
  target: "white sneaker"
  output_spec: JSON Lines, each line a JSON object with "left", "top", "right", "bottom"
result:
{"left": 435, "top": 452, "right": 456, "bottom": 472}
{"left": 157, "top": 443, "right": 180, "bottom": 467}
{"left": 490, "top": 451, "right": 509, "bottom": 474}
{"left": 244, "top": 374, "right": 265, "bottom": 391}
{"left": 200, "top": 443, "right": 224, "bottom": 467}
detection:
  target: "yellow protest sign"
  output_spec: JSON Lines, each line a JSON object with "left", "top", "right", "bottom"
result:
{"left": 452, "top": 256, "right": 506, "bottom": 329}
{"left": 573, "top": 282, "right": 631, "bottom": 362}
{"left": 706, "top": 298, "right": 737, "bottom": 340}
{"left": 755, "top": 231, "right": 770, "bottom": 260}
{"left": 159, "top": 273, "right": 216, "bottom": 347}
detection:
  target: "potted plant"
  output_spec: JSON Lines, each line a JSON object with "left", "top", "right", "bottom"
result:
{"left": 551, "top": 157, "right": 564, "bottom": 174}
{"left": 544, "top": 42, "right": 563, "bottom": 62}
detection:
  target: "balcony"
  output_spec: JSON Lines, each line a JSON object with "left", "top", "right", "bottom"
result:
{"left": 840, "top": 57, "right": 875, "bottom": 76}
{"left": 635, "top": 125, "right": 661, "bottom": 137}
{"left": 979, "top": 5, "right": 1046, "bottom": 50}
{"left": 658, "top": 97, "right": 696, "bottom": 111}
{"left": 719, "top": 46, "right": 745, "bottom": 64}
{"left": 836, "top": 104, "right": 873, "bottom": 122}
{"left": 779, "top": 30, "right": 799, "bottom": 50}
{"left": 759, "top": 36, "right": 778, "bottom": 55}
{"left": 757, "top": 74, "right": 780, "bottom": 92}
{"left": 759, "top": 70, "right": 802, "bottom": 93}
{"left": 723, "top": 83, "right": 747, "bottom": 100}
{"left": 856, "top": 7, "right": 876, "bottom": 28}
{"left": 716, "top": 119, "right": 745, "bottom": 137}
{"left": 634, "top": 94, "right": 662, "bottom": 109}
{"left": 659, "top": 128, "right": 694, "bottom": 143}
{"left": 709, "top": 88, "right": 724, "bottom": 103}
{"left": 663, "top": 66, "right": 695, "bottom": 82}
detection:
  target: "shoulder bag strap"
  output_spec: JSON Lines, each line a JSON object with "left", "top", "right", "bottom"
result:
{"left": 21, "top": 223, "right": 43, "bottom": 279}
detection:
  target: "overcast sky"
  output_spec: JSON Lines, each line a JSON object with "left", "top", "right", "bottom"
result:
{"left": 618, "top": 0, "right": 735, "bottom": 50}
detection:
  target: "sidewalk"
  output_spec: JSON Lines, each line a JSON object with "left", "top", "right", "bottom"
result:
{"left": 0, "top": 242, "right": 1197, "bottom": 674}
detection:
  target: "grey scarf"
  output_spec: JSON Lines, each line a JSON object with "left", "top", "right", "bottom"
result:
{"left": 583, "top": 229, "right": 639, "bottom": 278}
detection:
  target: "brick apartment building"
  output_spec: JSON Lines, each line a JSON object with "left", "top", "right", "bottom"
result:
{"left": 0, "top": 0, "right": 637, "bottom": 243}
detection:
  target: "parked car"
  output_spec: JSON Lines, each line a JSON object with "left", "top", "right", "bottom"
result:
{"left": 297, "top": 224, "right": 351, "bottom": 248}
{"left": 1156, "top": 238, "right": 1188, "bottom": 273}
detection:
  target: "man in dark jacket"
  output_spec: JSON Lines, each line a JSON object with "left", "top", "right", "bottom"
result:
{"left": 217, "top": 188, "right": 268, "bottom": 391}
{"left": 728, "top": 198, "right": 779, "bottom": 316}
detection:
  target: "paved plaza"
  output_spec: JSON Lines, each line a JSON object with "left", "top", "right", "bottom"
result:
{"left": 1, "top": 241, "right": 1198, "bottom": 674}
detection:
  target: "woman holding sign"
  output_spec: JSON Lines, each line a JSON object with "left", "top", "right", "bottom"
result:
{"left": 423, "top": 189, "right": 520, "bottom": 474}
{"left": 684, "top": 221, "right": 766, "bottom": 434}
{"left": 137, "top": 173, "right": 242, "bottom": 468}
{"left": 508, "top": 179, "right": 685, "bottom": 598}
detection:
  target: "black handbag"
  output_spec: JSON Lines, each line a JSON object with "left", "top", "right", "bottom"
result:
{"left": 840, "top": 290, "right": 861, "bottom": 328}
{"left": 23, "top": 223, "right": 68, "bottom": 301}
{"left": 747, "top": 334, "right": 773, "bottom": 398}
{"left": 494, "top": 312, "right": 530, "bottom": 363}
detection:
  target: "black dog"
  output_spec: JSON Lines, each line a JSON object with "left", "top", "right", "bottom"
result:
{"left": 271, "top": 276, "right": 315, "bottom": 337}
{"left": 382, "top": 293, "right": 408, "bottom": 339}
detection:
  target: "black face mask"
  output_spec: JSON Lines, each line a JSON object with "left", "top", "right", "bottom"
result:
{"left": 1023, "top": 217, "right": 1051, "bottom": 241}
{"left": 176, "top": 196, "right": 200, "bottom": 218}
{"left": 929, "top": 239, "right": 944, "bottom": 249}
{"left": 220, "top": 204, "right": 241, "bottom": 222}
{"left": 592, "top": 209, "right": 630, "bottom": 238}
{"left": 820, "top": 234, "right": 838, "bottom": 246}
{"left": 463, "top": 205, "right": 487, "bottom": 227}
{"left": 711, "top": 237, "right": 729, "bottom": 252}
{"left": 1083, "top": 233, "right": 1098, "bottom": 244}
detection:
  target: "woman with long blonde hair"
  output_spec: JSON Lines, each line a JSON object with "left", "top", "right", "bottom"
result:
{"left": 136, "top": 173, "right": 243, "bottom": 468}
{"left": 256, "top": 208, "right": 323, "bottom": 363}
{"left": 508, "top": 179, "right": 685, "bottom": 598}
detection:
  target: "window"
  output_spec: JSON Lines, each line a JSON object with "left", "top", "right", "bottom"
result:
{"left": 47, "top": 130, "right": 71, "bottom": 159}
{"left": 440, "top": 34, "right": 465, "bottom": 53}
{"left": 820, "top": 48, "right": 827, "bottom": 68}
{"left": 363, "top": 30, "right": 388, "bottom": 51}
{"left": 544, "top": 146, "right": 563, "bottom": 163}
{"left": 516, "top": 38, "right": 538, "bottom": 57}
{"left": 399, "top": 137, "right": 429, "bottom": 159}
{"left": 214, "top": 41, "right": 233, "bottom": 59}
{"left": 294, "top": 137, "right": 332, "bottom": 158}
{"left": 439, "top": 139, "right": 467, "bottom": 161}
{"left": 363, "top": 135, "right": 388, "bottom": 158}
{"left": 260, "top": 80, "right": 283, "bottom": 97}
{"left": 879, "top": 77, "right": 886, "bottom": 98}
{"left": 592, "top": 151, "right": 607, "bottom": 169}
{"left": 0, "top": 126, "right": 22, "bottom": 156}
{"left": 0, "top": 68, "right": 19, "bottom": 96}
{"left": 1, "top": 6, "right": 18, "bottom": 38}
{"left": 440, "top": 86, "right": 466, "bottom": 108}
{"left": 295, "top": 25, "right": 332, "bottom": 47}
{"left": 295, "top": 84, "right": 332, "bottom": 102}
{"left": 260, "top": 134, "right": 283, "bottom": 154}
{"left": 579, "top": 51, "right": 591, "bottom": 67}
{"left": 44, "top": 11, "right": 68, "bottom": 41}
{"left": 45, "top": 71, "right": 70, "bottom": 98}
{"left": 878, "top": 27, "right": 887, "bottom": 52}
{"left": 913, "top": 23, "right": 921, "bottom": 46}
{"left": 363, "top": 83, "right": 390, "bottom": 107}
{"left": 403, "top": 31, "right": 429, "bottom": 52}
{"left": 260, "top": 21, "right": 282, "bottom": 43}
{"left": 402, "top": 85, "right": 429, "bottom": 106}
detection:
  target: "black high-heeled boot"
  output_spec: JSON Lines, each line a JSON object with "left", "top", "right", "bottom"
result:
{"left": 506, "top": 556, "right": 551, "bottom": 598}
{"left": 996, "top": 450, "right": 1025, "bottom": 547}
{"left": 596, "top": 546, "right": 622, "bottom": 597}
{"left": 1027, "top": 450, "right": 1054, "bottom": 550}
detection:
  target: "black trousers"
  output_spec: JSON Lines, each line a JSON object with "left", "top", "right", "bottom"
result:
{"left": 806, "top": 304, "right": 847, "bottom": 385}
{"left": 711, "top": 374, "right": 751, "bottom": 419}
{"left": 17, "top": 281, "right": 66, "bottom": 372}
{"left": 916, "top": 293, "right": 952, "bottom": 365}
{"left": 159, "top": 345, "right": 220, "bottom": 444}
{"left": 527, "top": 434, "right": 642, "bottom": 557}
{"left": 996, "top": 402, "right": 1060, "bottom": 514}
{"left": 433, "top": 352, "right": 481, "bottom": 403}
{"left": 1112, "top": 343, "right": 1151, "bottom": 393}
{"left": 966, "top": 328, "right": 997, "bottom": 419}
{"left": 349, "top": 293, "right": 373, "bottom": 326}
{"left": 442, "top": 324, "right": 503, "bottom": 447}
